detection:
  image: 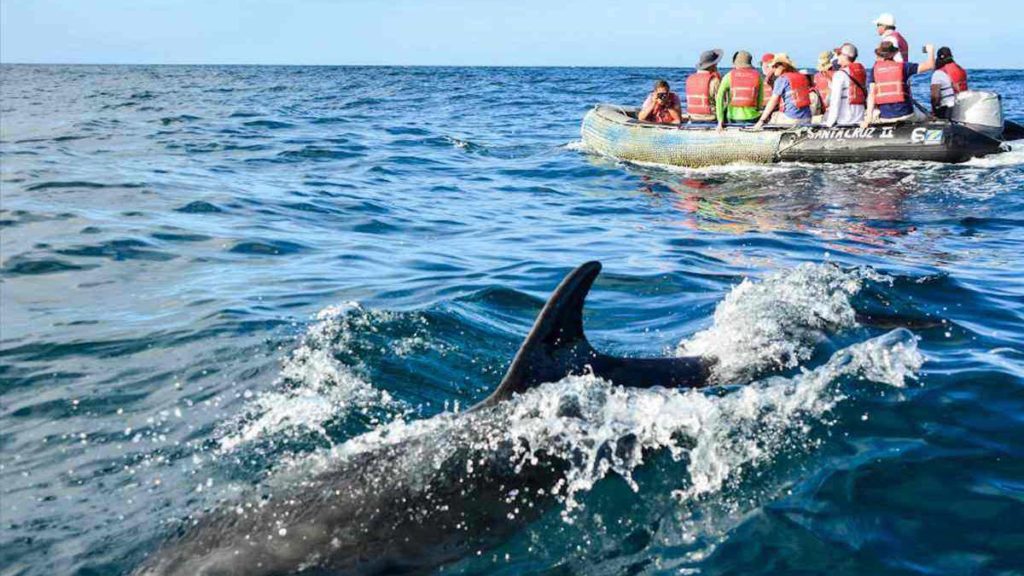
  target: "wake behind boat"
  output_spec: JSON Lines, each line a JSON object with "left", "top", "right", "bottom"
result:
{"left": 582, "top": 92, "right": 1021, "bottom": 167}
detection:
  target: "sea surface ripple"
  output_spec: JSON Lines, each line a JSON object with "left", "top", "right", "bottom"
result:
{"left": 2, "top": 65, "right": 1023, "bottom": 575}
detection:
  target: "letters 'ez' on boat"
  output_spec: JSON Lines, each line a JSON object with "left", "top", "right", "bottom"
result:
{"left": 581, "top": 91, "right": 1022, "bottom": 167}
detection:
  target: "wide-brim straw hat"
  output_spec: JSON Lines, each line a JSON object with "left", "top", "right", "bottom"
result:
{"left": 697, "top": 49, "right": 723, "bottom": 70}
{"left": 769, "top": 53, "right": 796, "bottom": 69}
{"left": 817, "top": 50, "right": 834, "bottom": 72}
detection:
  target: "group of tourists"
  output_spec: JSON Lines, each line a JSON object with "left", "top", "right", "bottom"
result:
{"left": 637, "top": 12, "right": 970, "bottom": 129}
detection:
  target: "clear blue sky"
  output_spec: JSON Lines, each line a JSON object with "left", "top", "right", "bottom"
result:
{"left": 2, "top": 0, "right": 1021, "bottom": 68}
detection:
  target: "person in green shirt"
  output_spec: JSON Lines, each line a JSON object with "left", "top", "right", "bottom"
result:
{"left": 715, "top": 51, "right": 763, "bottom": 132}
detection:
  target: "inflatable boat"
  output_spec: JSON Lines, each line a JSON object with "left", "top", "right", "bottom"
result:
{"left": 581, "top": 91, "right": 1021, "bottom": 167}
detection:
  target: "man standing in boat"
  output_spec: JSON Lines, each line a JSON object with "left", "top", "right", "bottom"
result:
{"left": 715, "top": 51, "right": 762, "bottom": 132}
{"left": 685, "top": 49, "right": 723, "bottom": 122}
{"left": 638, "top": 79, "right": 683, "bottom": 124}
{"left": 873, "top": 13, "right": 909, "bottom": 62}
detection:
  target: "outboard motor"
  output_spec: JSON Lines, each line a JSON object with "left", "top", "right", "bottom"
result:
{"left": 951, "top": 91, "right": 1004, "bottom": 139}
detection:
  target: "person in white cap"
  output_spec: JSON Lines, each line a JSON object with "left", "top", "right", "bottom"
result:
{"left": 874, "top": 13, "right": 909, "bottom": 62}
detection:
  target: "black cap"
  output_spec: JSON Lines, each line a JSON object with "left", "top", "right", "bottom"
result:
{"left": 937, "top": 46, "right": 953, "bottom": 59}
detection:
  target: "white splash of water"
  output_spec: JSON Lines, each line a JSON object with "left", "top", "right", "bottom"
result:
{"left": 962, "top": 139, "right": 1024, "bottom": 167}
{"left": 220, "top": 262, "right": 920, "bottom": 530}
{"left": 629, "top": 158, "right": 795, "bottom": 176}
{"left": 217, "top": 303, "right": 403, "bottom": 453}
{"left": 501, "top": 328, "right": 922, "bottom": 515}
{"left": 563, "top": 140, "right": 591, "bottom": 152}
{"left": 677, "top": 263, "right": 889, "bottom": 384}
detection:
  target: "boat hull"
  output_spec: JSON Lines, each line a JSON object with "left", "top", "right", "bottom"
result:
{"left": 580, "top": 105, "right": 1005, "bottom": 167}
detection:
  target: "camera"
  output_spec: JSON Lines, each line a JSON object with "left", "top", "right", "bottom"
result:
{"left": 656, "top": 92, "right": 669, "bottom": 102}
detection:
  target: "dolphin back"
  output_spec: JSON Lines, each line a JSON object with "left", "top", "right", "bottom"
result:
{"left": 475, "top": 261, "right": 710, "bottom": 409}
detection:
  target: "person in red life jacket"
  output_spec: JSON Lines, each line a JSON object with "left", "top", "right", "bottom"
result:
{"left": 931, "top": 47, "right": 968, "bottom": 119}
{"left": 861, "top": 41, "right": 936, "bottom": 127}
{"left": 824, "top": 43, "right": 868, "bottom": 127}
{"left": 685, "top": 49, "right": 723, "bottom": 122}
{"left": 638, "top": 79, "right": 683, "bottom": 124}
{"left": 873, "top": 12, "right": 909, "bottom": 62}
{"left": 760, "top": 53, "right": 777, "bottom": 112}
{"left": 811, "top": 50, "right": 836, "bottom": 116}
{"left": 715, "top": 51, "right": 763, "bottom": 132}
{"left": 752, "top": 53, "right": 812, "bottom": 129}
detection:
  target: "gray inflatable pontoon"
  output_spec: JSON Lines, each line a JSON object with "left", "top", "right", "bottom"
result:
{"left": 582, "top": 91, "right": 1019, "bottom": 167}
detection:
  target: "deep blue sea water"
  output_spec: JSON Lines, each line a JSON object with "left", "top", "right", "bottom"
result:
{"left": 2, "top": 65, "right": 1023, "bottom": 575}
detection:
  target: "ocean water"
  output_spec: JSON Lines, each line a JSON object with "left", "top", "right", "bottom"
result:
{"left": 1, "top": 65, "right": 1023, "bottom": 575}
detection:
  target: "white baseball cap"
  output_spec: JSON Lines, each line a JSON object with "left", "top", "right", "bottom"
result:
{"left": 873, "top": 13, "right": 896, "bottom": 27}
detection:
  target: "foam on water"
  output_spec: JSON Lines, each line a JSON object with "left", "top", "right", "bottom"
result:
{"left": 502, "top": 328, "right": 920, "bottom": 516}
{"left": 678, "top": 263, "right": 889, "bottom": 384}
{"left": 630, "top": 158, "right": 794, "bottom": 176}
{"left": 217, "top": 303, "right": 401, "bottom": 453}
{"left": 962, "top": 138, "right": 1024, "bottom": 167}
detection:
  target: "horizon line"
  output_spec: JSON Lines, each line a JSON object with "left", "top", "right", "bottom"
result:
{"left": 2, "top": 61, "right": 1021, "bottom": 71}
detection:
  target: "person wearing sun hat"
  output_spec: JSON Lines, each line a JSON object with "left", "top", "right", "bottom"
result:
{"left": 811, "top": 50, "right": 837, "bottom": 115}
{"left": 752, "top": 53, "right": 812, "bottom": 128}
{"left": 713, "top": 51, "right": 763, "bottom": 132}
{"left": 861, "top": 40, "right": 936, "bottom": 127}
{"left": 684, "top": 49, "right": 723, "bottom": 122}
{"left": 873, "top": 12, "right": 909, "bottom": 62}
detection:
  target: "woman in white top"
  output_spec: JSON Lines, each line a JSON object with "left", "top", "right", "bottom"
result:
{"left": 824, "top": 43, "right": 867, "bottom": 127}
{"left": 931, "top": 47, "right": 968, "bottom": 119}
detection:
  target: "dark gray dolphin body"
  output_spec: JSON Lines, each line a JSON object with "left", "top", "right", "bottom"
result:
{"left": 136, "top": 261, "right": 711, "bottom": 576}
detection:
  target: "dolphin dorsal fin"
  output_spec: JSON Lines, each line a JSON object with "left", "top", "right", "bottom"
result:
{"left": 474, "top": 261, "right": 601, "bottom": 409}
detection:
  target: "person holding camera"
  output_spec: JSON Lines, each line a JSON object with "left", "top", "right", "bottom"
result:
{"left": 638, "top": 79, "right": 683, "bottom": 124}
{"left": 860, "top": 41, "right": 935, "bottom": 127}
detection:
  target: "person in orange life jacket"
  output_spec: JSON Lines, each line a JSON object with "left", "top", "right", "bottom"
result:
{"left": 860, "top": 41, "right": 935, "bottom": 128}
{"left": 638, "top": 79, "right": 683, "bottom": 124}
{"left": 760, "top": 53, "right": 777, "bottom": 112}
{"left": 685, "top": 49, "right": 723, "bottom": 121}
{"left": 873, "top": 12, "right": 909, "bottom": 62}
{"left": 824, "top": 43, "right": 868, "bottom": 127}
{"left": 931, "top": 47, "right": 968, "bottom": 119}
{"left": 811, "top": 50, "right": 836, "bottom": 116}
{"left": 753, "top": 53, "right": 812, "bottom": 129}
